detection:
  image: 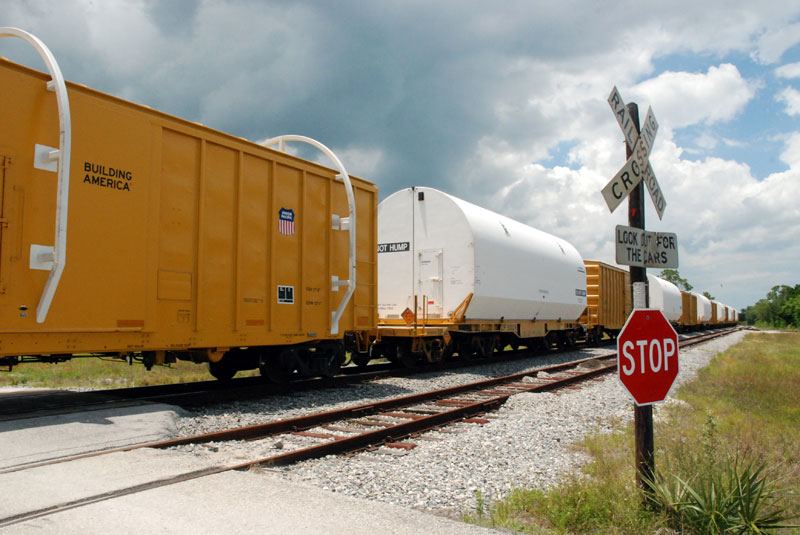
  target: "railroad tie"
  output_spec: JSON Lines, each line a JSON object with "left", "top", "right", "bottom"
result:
{"left": 378, "top": 412, "right": 427, "bottom": 420}
{"left": 462, "top": 417, "right": 491, "bottom": 425}
{"left": 384, "top": 442, "right": 417, "bottom": 451}
{"left": 291, "top": 431, "right": 336, "bottom": 439}
{"left": 435, "top": 399, "right": 475, "bottom": 407}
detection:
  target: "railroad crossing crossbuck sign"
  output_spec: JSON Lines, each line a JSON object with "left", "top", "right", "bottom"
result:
{"left": 617, "top": 309, "right": 679, "bottom": 405}
{"left": 602, "top": 87, "right": 668, "bottom": 220}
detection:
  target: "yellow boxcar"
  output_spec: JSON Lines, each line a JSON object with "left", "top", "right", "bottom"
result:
{"left": 0, "top": 57, "right": 377, "bottom": 379}
{"left": 580, "top": 260, "right": 631, "bottom": 343}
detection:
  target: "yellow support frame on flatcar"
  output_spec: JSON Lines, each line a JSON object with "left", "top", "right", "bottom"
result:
{"left": 376, "top": 291, "right": 581, "bottom": 363}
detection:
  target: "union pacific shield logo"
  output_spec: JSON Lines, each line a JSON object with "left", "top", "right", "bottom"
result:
{"left": 279, "top": 208, "right": 295, "bottom": 236}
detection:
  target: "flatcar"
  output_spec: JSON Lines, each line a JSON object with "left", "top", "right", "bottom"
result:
{"left": 373, "top": 186, "right": 587, "bottom": 365}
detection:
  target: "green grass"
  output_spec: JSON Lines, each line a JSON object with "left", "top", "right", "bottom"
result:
{"left": 0, "top": 357, "right": 259, "bottom": 389}
{"left": 464, "top": 332, "right": 800, "bottom": 534}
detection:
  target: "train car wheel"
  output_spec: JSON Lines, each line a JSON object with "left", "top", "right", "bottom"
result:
{"left": 260, "top": 348, "right": 297, "bottom": 383}
{"left": 558, "top": 331, "right": 576, "bottom": 350}
{"left": 395, "top": 343, "right": 418, "bottom": 368}
{"left": 208, "top": 355, "right": 237, "bottom": 381}
{"left": 318, "top": 342, "right": 345, "bottom": 378}
{"left": 384, "top": 344, "right": 398, "bottom": 364}
{"left": 473, "top": 336, "right": 495, "bottom": 358}
{"left": 442, "top": 341, "right": 455, "bottom": 360}
{"left": 422, "top": 338, "right": 445, "bottom": 364}
{"left": 455, "top": 338, "right": 475, "bottom": 359}
{"left": 371, "top": 342, "right": 390, "bottom": 362}
{"left": 542, "top": 332, "right": 558, "bottom": 352}
{"left": 351, "top": 352, "right": 371, "bottom": 368}
{"left": 587, "top": 329, "right": 600, "bottom": 346}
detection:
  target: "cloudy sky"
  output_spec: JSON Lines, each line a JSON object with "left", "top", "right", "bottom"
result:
{"left": 3, "top": 0, "right": 799, "bottom": 310}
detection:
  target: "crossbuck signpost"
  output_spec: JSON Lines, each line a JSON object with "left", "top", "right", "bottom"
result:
{"left": 603, "top": 87, "right": 680, "bottom": 493}
{"left": 604, "top": 87, "right": 668, "bottom": 220}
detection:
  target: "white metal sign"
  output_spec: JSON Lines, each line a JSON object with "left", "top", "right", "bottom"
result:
{"left": 603, "top": 87, "right": 668, "bottom": 219}
{"left": 608, "top": 86, "right": 639, "bottom": 150}
{"left": 642, "top": 163, "right": 667, "bottom": 220}
{"left": 601, "top": 151, "right": 648, "bottom": 213}
{"left": 615, "top": 224, "right": 678, "bottom": 268}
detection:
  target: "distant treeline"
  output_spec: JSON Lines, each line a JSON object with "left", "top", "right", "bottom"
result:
{"left": 740, "top": 285, "right": 800, "bottom": 328}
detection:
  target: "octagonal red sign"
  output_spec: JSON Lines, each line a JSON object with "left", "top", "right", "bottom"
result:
{"left": 617, "top": 309, "right": 679, "bottom": 405}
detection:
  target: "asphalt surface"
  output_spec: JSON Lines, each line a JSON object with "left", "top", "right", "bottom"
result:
{"left": 0, "top": 388, "right": 502, "bottom": 534}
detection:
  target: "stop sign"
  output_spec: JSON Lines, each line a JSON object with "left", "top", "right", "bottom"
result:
{"left": 617, "top": 309, "right": 679, "bottom": 405}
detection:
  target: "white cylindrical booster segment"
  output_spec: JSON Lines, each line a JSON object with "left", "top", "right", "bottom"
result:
{"left": 647, "top": 274, "right": 682, "bottom": 322}
{"left": 378, "top": 187, "right": 587, "bottom": 322}
{"left": 693, "top": 292, "right": 712, "bottom": 322}
{"left": 712, "top": 301, "right": 726, "bottom": 322}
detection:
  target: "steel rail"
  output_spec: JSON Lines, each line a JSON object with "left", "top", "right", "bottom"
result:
{"left": 0, "top": 358, "right": 614, "bottom": 528}
{"left": 0, "top": 338, "right": 586, "bottom": 421}
{"left": 0, "top": 328, "right": 741, "bottom": 528}
{"left": 0, "top": 325, "right": 616, "bottom": 421}
{"left": 0, "top": 325, "right": 725, "bottom": 423}
{"left": 0, "top": 350, "right": 617, "bottom": 475}
{"left": 1, "top": 327, "right": 739, "bottom": 472}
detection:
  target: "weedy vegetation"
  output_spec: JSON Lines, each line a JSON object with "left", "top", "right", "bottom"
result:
{"left": 2, "top": 332, "right": 798, "bottom": 533}
{"left": 0, "top": 357, "right": 258, "bottom": 389}
{"left": 464, "top": 331, "right": 800, "bottom": 534}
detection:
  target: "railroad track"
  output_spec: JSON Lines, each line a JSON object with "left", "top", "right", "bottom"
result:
{"left": 0, "top": 338, "right": 604, "bottom": 422}
{"left": 0, "top": 365, "right": 391, "bottom": 423}
{"left": 0, "top": 327, "right": 738, "bottom": 422}
{"left": 137, "top": 326, "right": 740, "bottom": 468}
{"left": 0, "top": 327, "right": 740, "bottom": 527}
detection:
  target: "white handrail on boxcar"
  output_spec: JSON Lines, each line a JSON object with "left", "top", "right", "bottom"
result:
{"left": 261, "top": 135, "right": 356, "bottom": 336}
{"left": 0, "top": 27, "right": 72, "bottom": 323}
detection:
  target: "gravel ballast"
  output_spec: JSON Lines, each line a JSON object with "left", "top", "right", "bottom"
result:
{"left": 174, "top": 331, "right": 749, "bottom": 514}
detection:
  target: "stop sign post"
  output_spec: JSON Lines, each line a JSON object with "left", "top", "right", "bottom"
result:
{"left": 604, "top": 93, "right": 680, "bottom": 494}
{"left": 617, "top": 309, "right": 679, "bottom": 405}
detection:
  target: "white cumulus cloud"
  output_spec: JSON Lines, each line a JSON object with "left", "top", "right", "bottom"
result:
{"left": 630, "top": 64, "right": 757, "bottom": 129}
{"left": 775, "top": 62, "right": 800, "bottom": 79}
{"left": 777, "top": 87, "right": 800, "bottom": 116}
{"left": 754, "top": 21, "right": 800, "bottom": 64}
